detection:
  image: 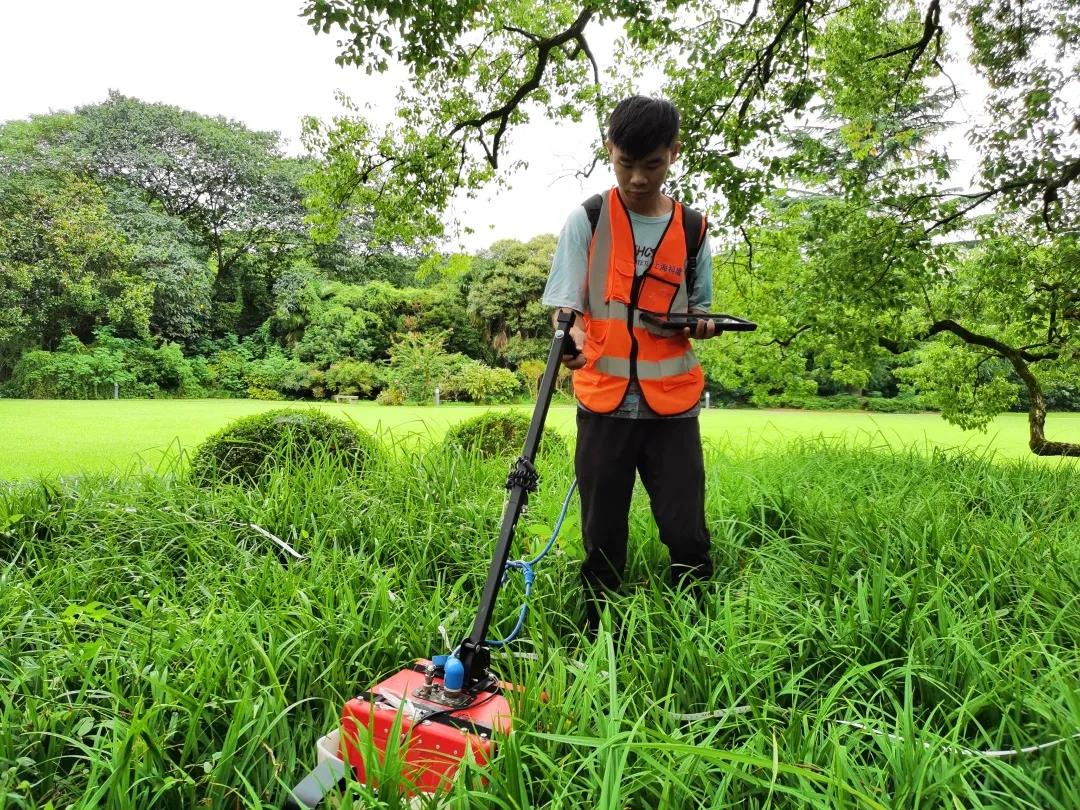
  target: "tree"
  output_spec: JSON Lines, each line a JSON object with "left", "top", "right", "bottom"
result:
{"left": 73, "top": 92, "right": 311, "bottom": 335}
{"left": 902, "top": 231, "right": 1080, "bottom": 455}
{"left": 106, "top": 186, "right": 214, "bottom": 345}
{"left": 301, "top": 0, "right": 1080, "bottom": 454}
{"left": 0, "top": 171, "right": 151, "bottom": 377}
{"left": 76, "top": 93, "right": 310, "bottom": 271}
{"left": 0, "top": 96, "right": 318, "bottom": 353}
{"left": 466, "top": 235, "right": 555, "bottom": 362}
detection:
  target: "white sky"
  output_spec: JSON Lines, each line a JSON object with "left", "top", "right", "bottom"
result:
{"left": 0, "top": 0, "right": 986, "bottom": 252}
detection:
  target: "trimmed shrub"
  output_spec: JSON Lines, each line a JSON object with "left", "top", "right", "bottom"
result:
{"left": 447, "top": 360, "right": 521, "bottom": 403}
{"left": 326, "top": 360, "right": 384, "bottom": 398}
{"left": 443, "top": 411, "right": 568, "bottom": 459}
{"left": 247, "top": 386, "right": 285, "bottom": 401}
{"left": 189, "top": 408, "right": 379, "bottom": 486}
{"left": 863, "top": 394, "right": 926, "bottom": 413}
{"left": 761, "top": 393, "right": 923, "bottom": 412}
{"left": 375, "top": 387, "right": 407, "bottom": 406}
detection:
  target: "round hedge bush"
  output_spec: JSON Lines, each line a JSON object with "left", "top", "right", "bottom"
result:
{"left": 189, "top": 408, "right": 380, "bottom": 486}
{"left": 443, "top": 411, "right": 568, "bottom": 459}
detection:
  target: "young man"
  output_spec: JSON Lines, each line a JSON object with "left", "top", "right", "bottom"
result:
{"left": 542, "top": 95, "right": 718, "bottom": 633}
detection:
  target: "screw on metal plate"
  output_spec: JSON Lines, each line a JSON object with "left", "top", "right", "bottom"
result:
{"left": 411, "top": 683, "right": 473, "bottom": 709}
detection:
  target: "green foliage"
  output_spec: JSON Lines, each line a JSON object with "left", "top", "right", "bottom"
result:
{"left": 294, "top": 297, "right": 383, "bottom": 366}
{"left": 243, "top": 350, "right": 310, "bottom": 397}
{"left": 203, "top": 346, "right": 253, "bottom": 398}
{"left": 246, "top": 386, "right": 286, "bottom": 401}
{"left": 861, "top": 393, "right": 926, "bottom": 414}
{"left": 105, "top": 186, "right": 214, "bottom": 345}
{"left": 289, "top": 279, "right": 488, "bottom": 368}
{"left": 325, "top": 359, "right": 384, "bottom": 397}
{"left": 758, "top": 392, "right": 927, "bottom": 414}
{"left": 298, "top": 0, "right": 1080, "bottom": 453}
{"left": 76, "top": 92, "right": 310, "bottom": 269}
{"left": 0, "top": 93, "right": 333, "bottom": 371}
{"left": 443, "top": 409, "right": 567, "bottom": 458}
{"left": 516, "top": 358, "right": 548, "bottom": 399}
{"left": 961, "top": 0, "right": 1080, "bottom": 231}
{"left": 466, "top": 236, "right": 556, "bottom": 361}
{"left": 374, "top": 386, "right": 407, "bottom": 406}
{"left": 199, "top": 340, "right": 312, "bottom": 399}
{"left": 446, "top": 359, "right": 521, "bottom": 403}
{"left": 188, "top": 407, "right": 379, "bottom": 487}
{"left": 504, "top": 335, "right": 549, "bottom": 366}
{"left": 0, "top": 170, "right": 152, "bottom": 374}
{"left": 383, "top": 331, "right": 456, "bottom": 404}
{"left": 1, "top": 332, "right": 201, "bottom": 399}
{"left": 299, "top": 96, "right": 486, "bottom": 248}
{"left": 897, "top": 340, "right": 1019, "bottom": 431}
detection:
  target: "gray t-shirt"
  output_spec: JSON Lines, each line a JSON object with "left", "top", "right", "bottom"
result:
{"left": 542, "top": 202, "right": 712, "bottom": 419}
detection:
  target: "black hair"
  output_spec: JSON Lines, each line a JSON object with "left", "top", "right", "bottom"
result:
{"left": 606, "top": 96, "right": 680, "bottom": 159}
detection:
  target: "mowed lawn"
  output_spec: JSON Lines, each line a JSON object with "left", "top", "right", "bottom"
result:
{"left": 2, "top": 398, "right": 1079, "bottom": 480}
{"left": 0, "top": 397, "right": 1075, "bottom": 479}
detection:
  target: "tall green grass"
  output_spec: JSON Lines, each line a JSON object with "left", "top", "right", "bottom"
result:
{"left": 1, "top": 439, "right": 1078, "bottom": 808}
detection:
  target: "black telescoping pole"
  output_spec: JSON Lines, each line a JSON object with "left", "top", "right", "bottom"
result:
{"left": 456, "top": 310, "right": 578, "bottom": 687}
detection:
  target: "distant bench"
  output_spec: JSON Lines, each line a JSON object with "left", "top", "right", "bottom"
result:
{"left": 333, "top": 395, "right": 359, "bottom": 404}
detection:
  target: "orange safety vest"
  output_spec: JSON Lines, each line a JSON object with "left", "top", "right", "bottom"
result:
{"left": 573, "top": 187, "right": 705, "bottom": 416}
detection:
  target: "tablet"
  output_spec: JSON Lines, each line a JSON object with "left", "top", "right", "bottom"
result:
{"left": 639, "top": 312, "right": 758, "bottom": 332}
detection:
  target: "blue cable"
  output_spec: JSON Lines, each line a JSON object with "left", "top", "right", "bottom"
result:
{"left": 486, "top": 478, "right": 577, "bottom": 647}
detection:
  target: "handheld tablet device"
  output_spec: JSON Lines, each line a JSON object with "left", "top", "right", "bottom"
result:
{"left": 639, "top": 312, "right": 758, "bottom": 332}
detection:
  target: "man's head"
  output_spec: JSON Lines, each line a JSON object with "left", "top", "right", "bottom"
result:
{"left": 605, "top": 96, "right": 680, "bottom": 208}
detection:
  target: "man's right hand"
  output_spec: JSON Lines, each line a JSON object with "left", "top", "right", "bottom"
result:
{"left": 561, "top": 324, "right": 586, "bottom": 369}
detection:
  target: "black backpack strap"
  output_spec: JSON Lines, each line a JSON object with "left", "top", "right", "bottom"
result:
{"left": 681, "top": 204, "right": 706, "bottom": 300}
{"left": 582, "top": 193, "right": 604, "bottom": 235}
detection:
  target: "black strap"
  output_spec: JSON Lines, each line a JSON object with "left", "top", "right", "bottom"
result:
{"left": 582, "top": 193, "right": 706, "bottom": 298}
{"left": 505, "top": 456, "right": 539, "bottom": 493}
{"left": 682, "top": 205, "right": 706, "bottom": 301}
{"left": 359, "top": 691, "right": 497, "bottom": 736}
{"left": 582, "top": 193, "right": 603, "bottom": 234}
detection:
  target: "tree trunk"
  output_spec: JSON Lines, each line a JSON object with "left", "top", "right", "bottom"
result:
{"left": 1012, "top": 353, "right": 1080, "bottom": 456}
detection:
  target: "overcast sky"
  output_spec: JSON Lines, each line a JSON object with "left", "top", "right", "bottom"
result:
{"left": 0, "top": 1, "right": 986, "bottom": 252}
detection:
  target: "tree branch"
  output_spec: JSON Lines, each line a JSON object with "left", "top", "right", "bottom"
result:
{"left": 502, "top": 25, "right": 542, "bottom": 44}
{"left": 866, "top": 0, "right": 942, "bottom": 99}
{"left": 926, "top": 319, "right": 1058, "bottom": 363}
{"left": 449, "top": 8, "right": 594, "bottom": 169}
{"left": 1042, "top": 158, "right": 1080, "bottom": 231}
{"left": 701, "top": 0, "right": 810, "bottom": 145}
{"left": 767, "top": 324, "right": 812, "bottom": 348}
{"left": 922, "top": 158, "right": 1080, "bottom": 233}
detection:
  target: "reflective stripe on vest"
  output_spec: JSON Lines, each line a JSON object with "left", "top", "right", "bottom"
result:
{"left": 573, "top": 187, "right": 704, "bottom": 416}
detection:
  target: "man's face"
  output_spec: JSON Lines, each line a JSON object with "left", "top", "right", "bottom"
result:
{"left": 607, "top": 140, "right": 680, "bottom": 205}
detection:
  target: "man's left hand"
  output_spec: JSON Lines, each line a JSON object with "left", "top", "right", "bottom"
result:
{"left": 684, "top": 316, "right": 716, "bottom": 339}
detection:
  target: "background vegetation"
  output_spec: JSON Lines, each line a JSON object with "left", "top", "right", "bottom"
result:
{"left": 3, "top": 24, "right": 1078, "bottom": 456}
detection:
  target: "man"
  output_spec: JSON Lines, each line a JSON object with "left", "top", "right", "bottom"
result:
{"left": 542, "top": 95, "right": 718, "bottom": 633}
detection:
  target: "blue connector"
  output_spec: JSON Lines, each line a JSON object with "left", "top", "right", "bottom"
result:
{"left": 442, "top": 654, "right": 465, "bottom": 692}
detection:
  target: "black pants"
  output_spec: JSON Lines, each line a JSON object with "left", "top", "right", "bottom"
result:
{"left": 575, "top": 409, "right": 712, "bottom": 624}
